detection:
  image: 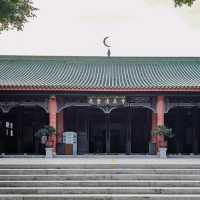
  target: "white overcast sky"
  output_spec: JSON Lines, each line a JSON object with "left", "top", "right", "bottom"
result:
{"left": 0, "top": 0, "right": 200, "bottom": 57}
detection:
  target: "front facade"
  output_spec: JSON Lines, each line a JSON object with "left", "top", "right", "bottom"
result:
{"left": 0, "top": 56, "right": 200, "bottom": 155}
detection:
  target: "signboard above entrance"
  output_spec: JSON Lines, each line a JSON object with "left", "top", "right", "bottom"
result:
{"left": 88, "top": 96, "right": 126, "bottom": 106}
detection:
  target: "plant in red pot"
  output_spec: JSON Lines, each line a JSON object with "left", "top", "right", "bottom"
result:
{"left": 151, "top": 125, "right": 173, "bottom": 158}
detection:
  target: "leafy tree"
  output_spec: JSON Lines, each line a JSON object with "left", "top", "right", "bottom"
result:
{"left": 0, "top": 0, "right": 196, "bottom": 33}
{"left": 174, "top": 0, "right": 196, "bottom": 6}
{"left": 0, "top": 0, "right": 37, "bottom": 32}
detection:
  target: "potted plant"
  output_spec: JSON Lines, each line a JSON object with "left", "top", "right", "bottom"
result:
{"left": 35, "top": 125, "right": 56, "bottom": 158}
{"left": 151, "top": 125, "right": 173, "bottom": 158}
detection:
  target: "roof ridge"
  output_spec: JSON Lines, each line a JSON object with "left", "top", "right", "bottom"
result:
{"left": 0, "top": 55, "right": 200, "bottom": 63}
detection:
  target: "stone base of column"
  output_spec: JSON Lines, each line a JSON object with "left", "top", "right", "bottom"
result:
{"left": 155, "top": 135, "right": 167, "bottom": 154}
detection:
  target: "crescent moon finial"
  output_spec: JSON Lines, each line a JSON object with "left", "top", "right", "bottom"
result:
{"left": 103, "top": 36, "right": 111, "bottom": 48}
{"left": 103, "top": 36, "right": 111, "bottom": 57}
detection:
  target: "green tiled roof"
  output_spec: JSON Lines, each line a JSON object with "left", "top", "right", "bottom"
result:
{"left": 0, "top": 56, "right": 200, "bottom": 90}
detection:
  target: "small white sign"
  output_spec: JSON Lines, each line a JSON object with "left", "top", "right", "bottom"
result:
{"left": 63, "top": 132, "right": 77, "bottom": 155}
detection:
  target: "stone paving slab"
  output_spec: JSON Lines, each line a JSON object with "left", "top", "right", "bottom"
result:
{"left": 1, "top": 194, "right": 200, "bottom": 199}
{"left": 1, "top": 157, "right": 200, "bottom": 165}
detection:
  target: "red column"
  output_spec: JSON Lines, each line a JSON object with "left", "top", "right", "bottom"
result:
{"left": 151, "top": 113, "right": 157, "bottom": 144}
{"left": 48, "top": 96, "right": 57, "bottom": 153}
{"left": 157, "top": 96, "right": 164, "bottom": 126}
{"left": 156, "top": 96, "right": 165, "bottom": 152}
{"left": 57, "top": 111, "right": 64, "bottom": 143}
{"left": 152, "top": 113, "right": 157, "bottom": 131}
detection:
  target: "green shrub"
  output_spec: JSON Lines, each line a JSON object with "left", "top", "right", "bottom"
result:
{"left": 34, "top": 125, "right": 56, "bottom": 138}
{"left": 151, "top": 125, "right": 174, "bottom": 138}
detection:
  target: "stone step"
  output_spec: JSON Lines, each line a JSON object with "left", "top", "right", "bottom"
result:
{"left": 0, "top": 161, "right": 200, "bottom": 199}
{"left": 1, "top": 169, "right": 200, "bottom": 175}
{"left": 0, "top": 174, "right": 200, "bottom": 180}
{"left": 1, "top": 180, "right": 200, "bottom": 187}
{"left": 0, "top": 164, "right": 200, "bottom": 169}
{"left": 1, "top": 187, "right": 200, "bottom": 195}
{"left": 1, "top": 194, "right": 200, "bottom": 200}
{"left": 0, "top": 180, "right": 200, "bottom": 187}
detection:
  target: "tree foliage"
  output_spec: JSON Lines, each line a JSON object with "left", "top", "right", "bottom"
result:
{"left": 34, "top": 125, "right": 56, "bottom": 138}
{"left": 0, "top": 0, "right": 37, "bottom": 32}
{"left": 0, "top": 0, "right": 196, "bottom": 33}
{"left": 151, "top": 125, "right": 174, "bottom": 138}
{"left": 174, "top": 0, "right": 196, "bottom": 7}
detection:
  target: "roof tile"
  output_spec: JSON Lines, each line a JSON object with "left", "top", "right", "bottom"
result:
{"left": 0, "top": 56, "right": 200, "bottom": 90}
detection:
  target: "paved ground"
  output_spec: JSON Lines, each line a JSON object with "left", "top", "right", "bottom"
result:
{"left": 1, "top": 156, "right": 200, "bottom": 165}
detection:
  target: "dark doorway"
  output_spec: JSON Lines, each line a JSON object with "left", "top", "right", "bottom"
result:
{"left": 89, "top": 122, "right": 106, "bottom": 153}
{"left": 64, "top": 107, "right": 106, "bottom": 154}
{"left": 88, "top": 108, "right": 106, "bottom": 153}
{"left": 165, "top": 107, "right": 200, "bottom": 154}
{"left": 0, "top": 106, "right": 48, "bottom": 154}
{"left": 63, "top": 106, "right": 152, "bottom": 154}
{"left": 110, "top": 124, "right": 126, "bottom": 153}
{"left": 110, "top": 109, "right": 127, "bottom": 153}
{"left": 131, "top": 108, "right": 151, "bottom": 154}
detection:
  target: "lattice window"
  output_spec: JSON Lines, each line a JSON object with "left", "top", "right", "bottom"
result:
{"left": 5, "top": 121, "right": 14, "bottom": 137}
